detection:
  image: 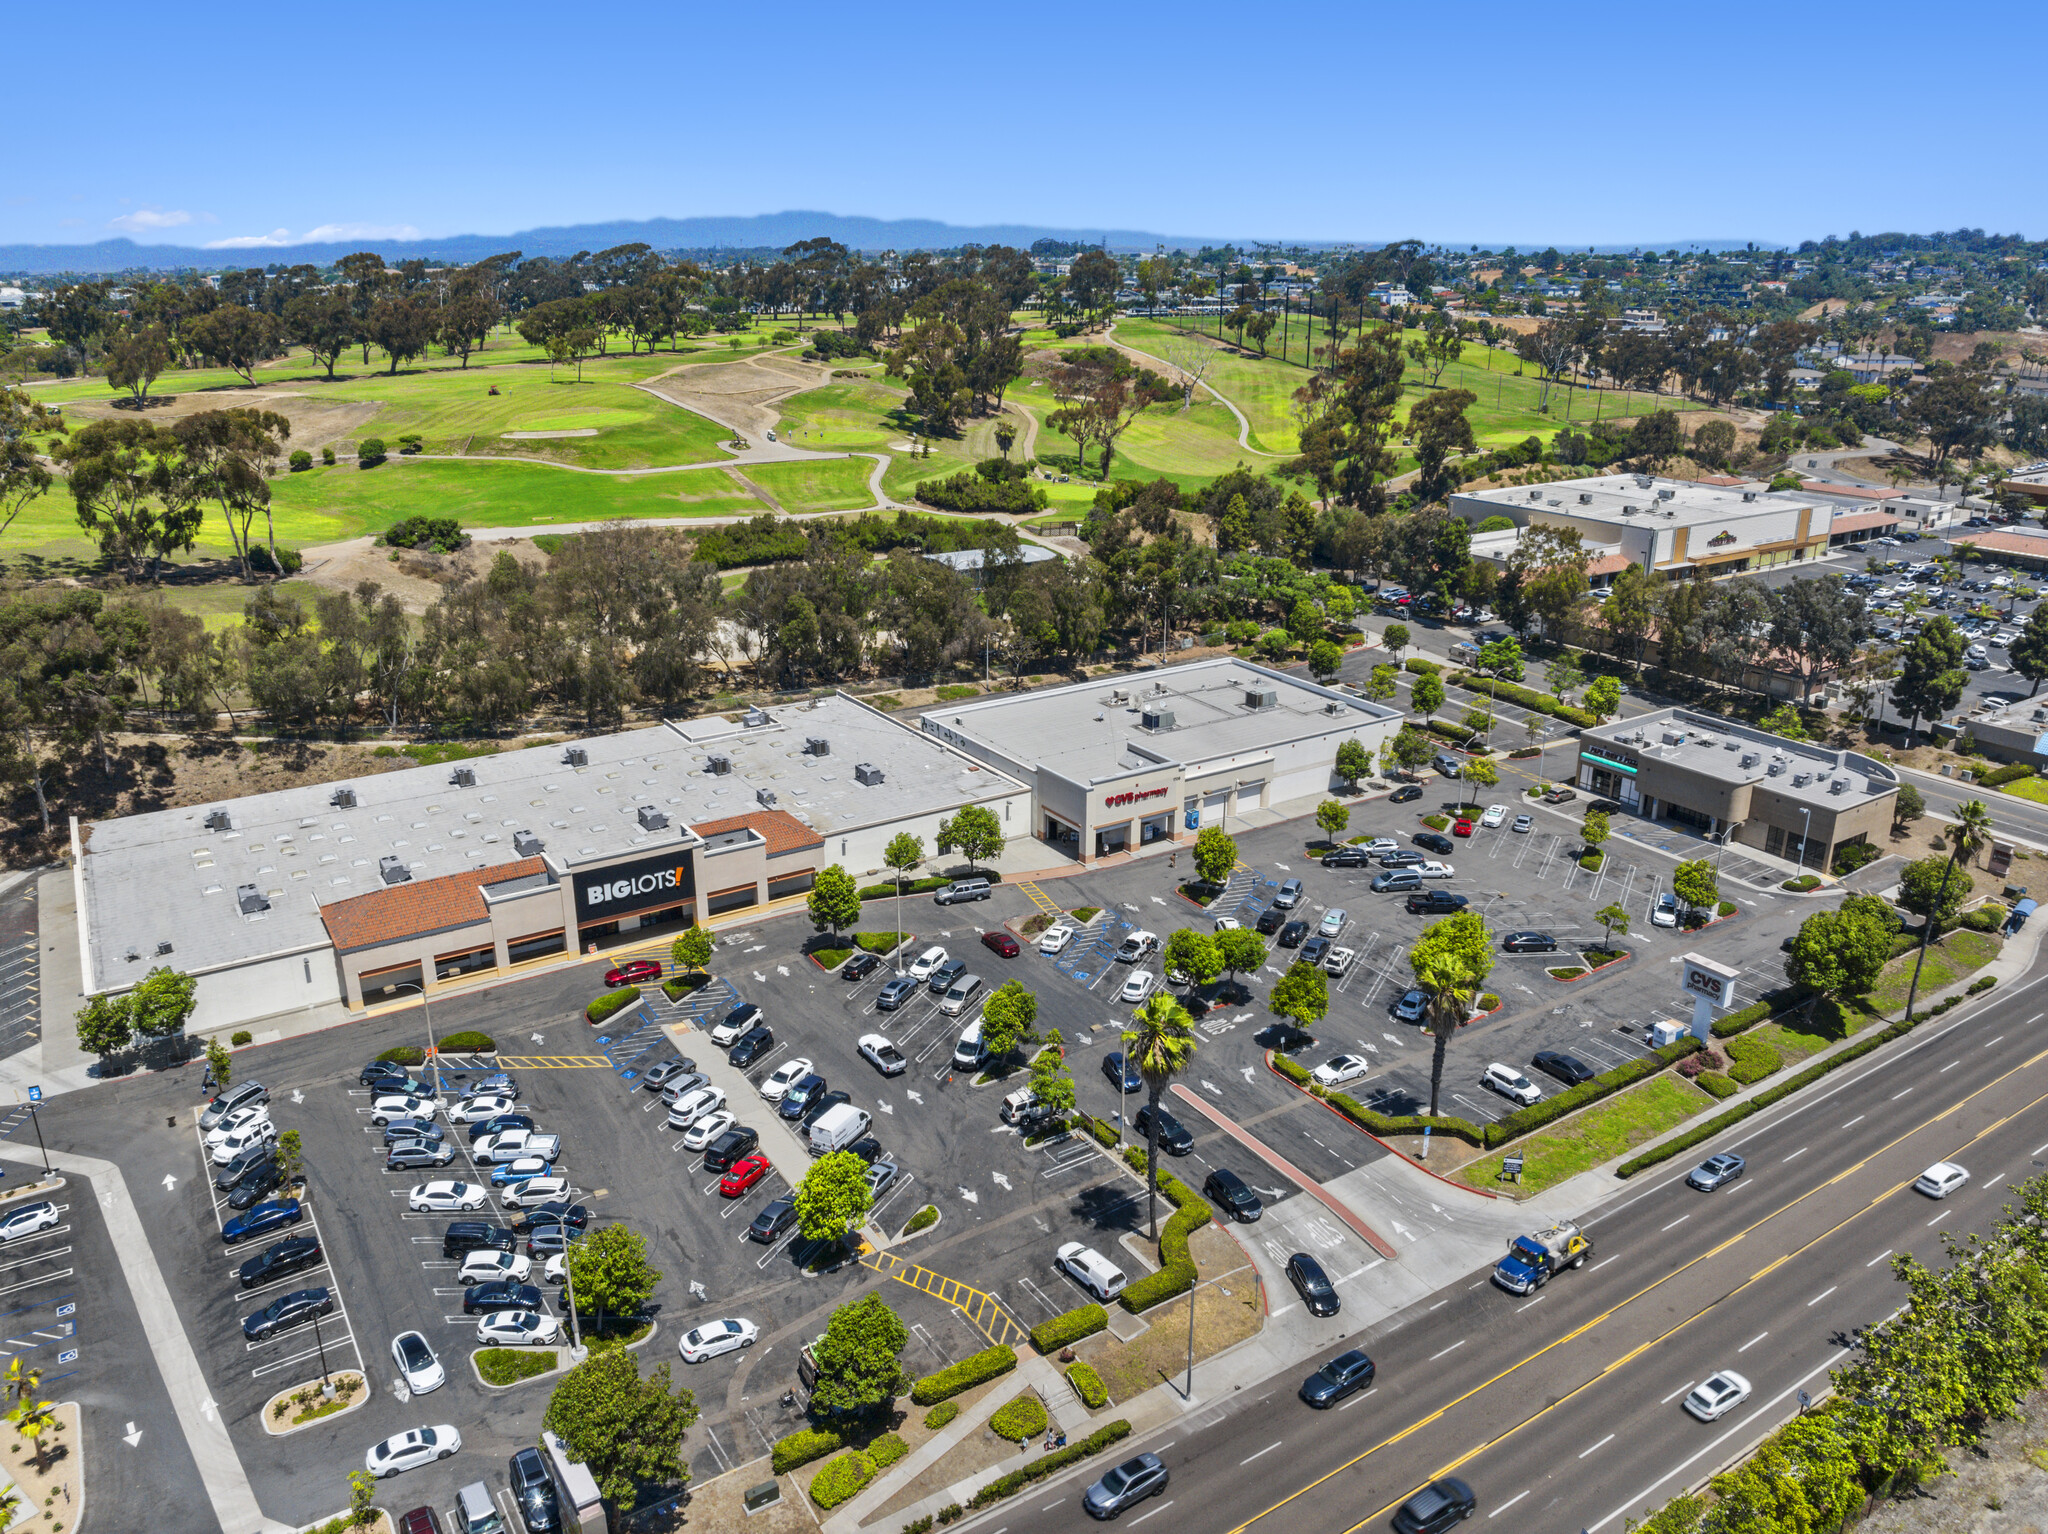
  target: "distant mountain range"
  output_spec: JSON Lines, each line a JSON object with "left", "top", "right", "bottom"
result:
{"left": 0, "top": 212, "right": 1773, "bottom": 276}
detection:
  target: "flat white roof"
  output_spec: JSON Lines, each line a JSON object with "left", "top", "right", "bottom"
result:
{"left": 1459, "top": 473, "right": 1818, "bottom": 530}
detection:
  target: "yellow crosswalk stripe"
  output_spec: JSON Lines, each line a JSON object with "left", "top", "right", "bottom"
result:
{"left": 1014, "top": 880, "right": 1062, "bottom": 919}
{"left": 493, "top": 1055, "right": 614, "bottom": 1069}
{"left": 862, "top": 1251, "right": 1027, "bottom": 1348}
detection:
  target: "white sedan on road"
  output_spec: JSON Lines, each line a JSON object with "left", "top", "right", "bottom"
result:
{"left": 680, "top": 1110, "right": 736, "bottom": 1151}
{"left": 666, "top": 1085, "right": 727, "bottom": 1130}
{"left": 1479, "top": 804, "right": 1507, "bottom": 829}
{"left": 1311, "top": 1055, "right": 1371, "bottom": 1089}
{"left": 1038, "top": 924, "right": 1077, "bottom": 955}
{"left": 408, "top": 1180, "right": 487, "bottom": 1213}
{"left": 760, "top": 1058, "right": 813, "bottom": 1104}
{"left": 390, "top": 1331, "right": 446, "bottom": 1395}
{"left": 447, "top": 1093, "right": 519, "bottom": 1125}
{"left": 908, "top": 946, "right": 949, "bottom": 981}
{"left": 1915, "top": 1162, "right": 1970, "bottom": 1199}
{"left": 476, "top": 1310, "right": 562, "bottom": 1347}
{"left": 1683, "top": 1370, "right": 1752, "bottom": 1422}
{"left": 365, "top": 1424, "right": 460, "bottom": 1477}
{"left": 679, "top": 1318, "right": 759, "bottom": 1362}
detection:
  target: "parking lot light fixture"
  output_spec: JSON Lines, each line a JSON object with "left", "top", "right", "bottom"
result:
{"left": 388, "top": 981, "right": 436, "bottom": 1087}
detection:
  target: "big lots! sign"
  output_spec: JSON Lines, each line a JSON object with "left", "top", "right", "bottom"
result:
{"left": 1103, "top": 786, "right": 1171, "bottom": 809}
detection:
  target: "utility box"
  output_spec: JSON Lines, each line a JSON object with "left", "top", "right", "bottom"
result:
{"left": 1647, "top": 1019, "right": 1688, "bottom": 1049}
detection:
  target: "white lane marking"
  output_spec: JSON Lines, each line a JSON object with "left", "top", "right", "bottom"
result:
{"left": 1807, "top": 1286, "right": 1837, "bottom": 1307}
{"left": 1737, "top": 1331, "right": 1768, "bottom": 1353}
{"left": 1940, "top": 1060, "right": 1960, "bottom": 1073}
{"left": 1891, "top": 1087, "right": 1913, "bottom": 1100}
{"left": 1129, "top": 1501, "right": 1174, "bottom": 1526}
{"left": 1579, "top": 1432, "right": 1615, "bottom": 1459}
{"left": 1841, "top": 1115, "right": 1864, "bottom": 1129}
{"left": 1240, "top": 1442, "right": 1282, "bottom": 1465}
{"left": 1661, "top": 1381, "right": 1696, "bottom": 1405}
{"left": 1661, "top": 1214, "right": 1689, "bottom": 1232}
{"left": 1517, "top": 1295, "right": 1545, "bottom": 1314}
{"left": 1985, "top": 1036, "right": 2005, "bottom": 1048}
{"left": 1428, "top": 1340, "right": 1466, "bottom": 1362}
{"left": 1487, "top": 1491, "right": 1531, "bottom": 1518}
{"left": 1782, "top": 1147, "right": 1807, "bottom": 1163}
{"left": 1866, "top": 1249, "right": 1893, "bottom": 1268}
{"left": 1929, "top": 1209, "right": 1951, "bottom": 1227}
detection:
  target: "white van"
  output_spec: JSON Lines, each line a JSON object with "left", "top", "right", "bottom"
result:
{"left": 809, "top": 1103, "right": 873, "bottom": 1156}
{"left": 939, "top": 972, "right": 984, "bottom": 1018}
{"left": 952, "top": 1017, "right": 986, "bottom": 1069}
{"left": 1054, "top": 1241, "right": 1127, "bottom": 1301}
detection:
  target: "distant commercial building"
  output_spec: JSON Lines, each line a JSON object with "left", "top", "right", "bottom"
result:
{"left": 1575, "top": 708, "right": 1898, "bottom": 871}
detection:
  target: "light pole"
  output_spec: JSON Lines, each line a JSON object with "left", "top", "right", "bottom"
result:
{"left": 1797, "top": 808, "right": 1811, "bottom": 872}
{"left": 310, "top": 1305, "right": 333, "bottom": 1391}
{"left": 388, "top": 981, "right": 437, "bottom": 1090}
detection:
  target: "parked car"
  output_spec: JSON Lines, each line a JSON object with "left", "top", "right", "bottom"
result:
{"left": 678, "top": 1317, "right": 758, "bottom": 1362}
{"left": 465, "top": 1113, "right": 533, "bottom": 1143}
{"left": 981, "top": 930, "right": 1020, "bottom": 959}
{"left": 708, "top": 1003, "right": 763, "bottom": 1046}
{"left": 604, "top": 959, "right": 661, "bottom": 987}
{"left": 1322, "top": 846, "right": 1371, "bottom": 867}
{"left": 927, "top": 958, "right": 968, "bottom": 996}
{"left": 1255, "top": 906, "right": 1287, "bottom": 934}
{"left": 720, "top": 1155, "right": 772, "bottom": 1197}
{"left": 703, "top": 1127, "right": 759, "bottom": 1172}
{"left": 841, "top": 951, "right": 883, "bottom": 982}
{"left": 477, "top": 1310, "right": 562, "bottom": 1347}
{"left": 1300, "top": 935, "right": 1332, "bottom": 965}
{"left": 243, "top": 1286, "right": 334, "bottom": 1342}
{"left": 457, "top": 1250, "right": 532, "bottom": 1287}
{"left": 1482, "top": 1062, "right": 1541, "bottom": 1105}
{"left": 1480, "top": 804, "right": 1507, "bottom": 828}
{"left": 1273, "top": 879, "right": 1304, "bottom": 909}
{"left": 1511, "top": 813, "right": 1533, "bottom": 833}
{"left": 1452, "top": 818, "right": 1474, "bottom": 837}
{"left": 1038, "top": 924, "right": 1077, "bottom": 955}
{"left": 1114, "top": 931, "right": 1160, "bottom": 963}
{"left": 1417, "top": 861, "right": 1455, "bottom": 880}
{"left": 1405, "top": 890, "right": 1468, "bottom": 914}
{"left": 365, "top": 1425, "right": 461, "bottom": 1478}
{"left": 1324, "top": 945, "right": 1356, "bottom": 977}
{"left": 511, "top": 1202, "right": 588, "bottom": 1236}
{"left": 1102, "top": 1052, "right": 1143, "bottom": 1093}
{"left": 668, "top": 1085, "right": 729, "bottom": 1130}
{"left": 776, "top": 1075, "right": 828, "bottom": 1122}
{"left": 1389, "top": 784, "right": 1423, "bottom": 803}
{"left": 489, "top": 1156, "right": 554, "bottom": 1188}
{"left": 639, "top": 1061, "right": 693, "bottom": 1094}
{"left": 1119, "top": 970, "right": 1158, "bottom": 1004}
{"left": 1531, "top": 1051, "right": 1595, "bottom": 1086}
{"left": 747, "top": 1195, "right": 798, "bottom": 1245}
{"left": 1501, "top": 931, "right": 1557, "bottom": 953}
{"left": 1652, "top": 894, "right": 1679, "bottom": 928}
{"left": 1319, "top": 908, "right": 1348, "bottom": 937}
{"left": 390, "top": 1330, "right": 446, "bottom": 1394}
{"left": 238, "top": 1234, "right": 321, "bottom": 1288}
{"left": 876, "top": 976, "right": 919, "bottom": 1010}
{"left": 858, "top": 1034, "right": 907, "bottom": 1076}
{"left": 1543, "top": 786, "right": 1577, "bottom": 804}
{"left": 221, "top": 1199, "right": 301, "bottom": 1246}
{"left": 1393, "top": 988, "right": 1429, "bottom": 1023}
{"left": 387, "top": 1139, "right": 457, "bottom": 1171}
{"left": 761, "top": 1058, "right": 813, "bottom": 1104}
{"left": 680, "top": 1110, "right": 736, "bottom": 1152}
{"left": 509, "top": 1446, "right": 561, "bottom": 1534}
{"left": 907, "top": 946, "right": 949, "bottom": 981}
{"left": 1414, "top": 832, "right": 1454, "bottom": 855}
{"left": 1277, "top": 920, "right": 1309, "bottom": 949}
{"left": 463, "top": 1280, "right": 543, "bottom": 1317}
{"left": 1310, "top": 1055, "right": 1370, "bottom": 1089}
{"left": 409, "top": 1180, "right": 487, "bottom": 1213}
{"left": 1055, "top": 1242, "right": 1128, "bottom": 1302}
{"left": 200, "top": 1081, "right": 270, "bottom": 1131}
{"left": 729, "top": 1027, "right": 776, "bottom": 1067}
{"left": 1379, "top": 849, "right": 1425, "bottom": 867}
{"left": 500, "top": 1176, "right": 568, "bottom": 1210}
{"left": 369, "top": 1094, "right": 437, "bottom": 1127}
{"left": 224, "top": 1161, "right": 283, "bottom": 1209}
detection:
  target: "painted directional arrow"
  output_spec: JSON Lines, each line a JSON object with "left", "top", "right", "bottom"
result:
{"left": 745, "top": 944, "right": 765, "bottom": 953}
{"left": 957, "top": 1187, "right": 979, "bottom": 1204}
{"left": 1150, "top": 896, "right": 1167, "bottom": 906}
{"left": 161, "top": 1174, "right": 176, "bottom": 1192}
{"left": 1251, "top": 1184, "right": 1286, "bottom": 1199}
{"left": 1391, "top": 1221, "right": 1417, "bottom": 1241}
{"left": 530, "top": 1032, "right": 546, "bottom": 1045}
{"left": 776, "top": 965, "right": 790, "bottom": 977}
{"left": 688, "top": 1280, "right": 707, "bottom": 1299}
{"left": 1273, "top": 862, "right": 1293, "bottom": 871}
{"left": 905, "top": 1090, "right": 924, "bottom": 1105}
{"left": 1239, "top": 1065, "right": 1255, "bottom": 1082}
{"left": 752, "top": 972, "right": 767, "bottom": 984}
{"left": 1121, "top": 902, "right": 1140, "bottom": 913}
{"left": 991, "top": 1172, "right": 1011, "bottom": 1190}
{"left": 876, "top": 1101, "right": 894, "bottom": 1115}
{"left": 1200, "top": 1080, "right": 1222, "bottom": 1096}
{"left": 290, "top": 1088, "right": 304, "bottom": 1105}
{"left": 200, "top": 1398, "right": 217, "bottom": 1422}
{"left": 122, "top": 1422, "right": 141, "bottom": 1448}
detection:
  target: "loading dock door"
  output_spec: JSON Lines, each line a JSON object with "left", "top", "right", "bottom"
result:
{"left": 1202, "top": 789, "right": 1229, "bottom": 826}
{"left": 1235, "top": 780, "right": 1264, "bottom": 813}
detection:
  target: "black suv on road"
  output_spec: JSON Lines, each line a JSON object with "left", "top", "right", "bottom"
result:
{"left": 1203, "top": 1168, "right": 1263, "bottom": 1222}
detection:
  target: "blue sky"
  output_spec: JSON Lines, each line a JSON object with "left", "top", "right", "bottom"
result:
{"left": 13, "top": 0, "right": 2044, "bottom": 252}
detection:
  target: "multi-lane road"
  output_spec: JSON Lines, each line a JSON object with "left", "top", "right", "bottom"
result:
{"left": 984, "top": 948, "right": 2048, "bottom": 1534}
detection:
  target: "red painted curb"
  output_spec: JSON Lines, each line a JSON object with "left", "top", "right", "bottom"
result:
{"left": 1547, "top": 953, "right": 1630, "bottom": 984}
{"left": 1260, "top": 1052, "right": 1500, "bottom": 1200}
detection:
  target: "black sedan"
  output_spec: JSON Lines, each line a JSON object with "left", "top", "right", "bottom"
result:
{"left": 748, "top": 1194, "right": 798, "bottom": 1245}
{"left": 1322, "top": 847, "right": 1371, "bottom": 868}
{"left": 1501, "top": 932, "right": 1558, "bottom": 954}
{"left": 777, "top": 1074, "right": 829, "bottom": 1122}
{"left": 1687, "top": 1153, "right": 1746, "bottom": 1191}
{"left": 1299, "top": 1347, "right": 1375, "bottom": 1407}
{"left": 222, "top": 1199, "right": 303, "bottom": 1246}
{"left": 1390, "top": 784, "right": 1423, "bottom": 803}
{"left": 512, "top": 1202, "right": 589, "bottom": 1236}
{"left": 1414, "top": 831, "right": 1455, "bottom": 855}
{"left": 729, "top": 1026, "right": 776, "bottom": 1067}
{"left": 1133, "top": 1104, "right": 1193, "bottom": 1156}
{"left": 1286, "top": 1252, "right": 1340, "bottom": 1316}
{"left": 242, "top": 1285, "right": 333, "bottom": 1341}
{"left": 225, "top": 1162, "right": 284, "bottom": 1210}
{"left": 1254, "top": 906, "right": 1286, "bottom": 936}
{"left": 1102, "top": 1052, "right": 1144, "bottom": 1093}
{"left": 1531, "top": 1051, "right": 1596, "bottom": 1086}
{"left": 1277, "top": 920, "right": 1309, "bottom": 949}
{"left": 1378, "top": 849, "right": 1425, "bottom": 868}
{"left": 463, "top": 1279, "right": 544, "bottom": 1316}
{"left": 842, "top": 952, "right": 883, "bottom": 982}
{"left": 238, "top": 1234, "right": 322, "bottom": 1289}
{"left": 214, "top": 1145, "right": 276, "bottom": 1193}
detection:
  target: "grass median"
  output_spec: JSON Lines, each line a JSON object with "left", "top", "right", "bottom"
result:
{"left": 1461, "top": 1076, "right": 1715, "bottom": 1192}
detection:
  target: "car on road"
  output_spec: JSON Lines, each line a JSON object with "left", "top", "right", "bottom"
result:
{"left": 748, "top": 1195, "right": 798, "bottom": 1245}
{"left": 1056, "top": 1242, "right": 1129, "bottom": 1302}
{"left": 1321, "top": 846, "right": 1371, "bottom": 867}
{"left": 1652, "top": 893, "right": 1679, "bottom": 928}
{"left": 1390, "top": 784, "right": 1423, "bottom": 803}
{"left": 1418, "top": 861, "right": 1455, "bottom": 880}
{"left": 1299, "top": 1347, "right": 1375, "bottom": 1407}
{"left": 982, "top": 930, "right": 1020, "bottom": 958}
{"left": 1393, "top": 988, "right": 1429, "bottom": 1023}
{"left": 500, "top": 1176, "right": 568, "bottom": 1210}
{"left": 1286, "top": 1252, "right": 1340, "bottom": 1317}
{"left": 365, "top": 1425, "right": 460, "bottom": 1478}
{"left": 1687, "top": 1153, "right": 1746, "bottom": 1191}
{"left": 1392, "top": 1477, "right": 1477, "bottom": 1533}
{"left": 238, "top": 1234, "right": 321, "bottom": 1288}
{"left": 200, "top": 1081, "right": 270, "bottom": 1131}
{"left": 390, "top": 1330, "right": 446, "bottom": 1394}
{"left": 1511, "top": 813, "right": 1533, "bottom": 833}
{"left": 1482, "top": 1062, "right": 1541, "bottom": 1105}
{"left": 858, "top": 1034, "right": 907, "bottom": 1076}
{"left": 703, "top": 1126, "right": 759, "bottom": 1172}
{"left": 243, "top": 1286, "right": 334, "bottom": 1342}
{"left": 1414, "top": 832, "right": 1455, "bottom": 855}
{"left": 387, "top": 1139, "right": 458, "bottom": 1171}
{"left": 1683, "top": 1370, "right": 1753, "bottom": 1422}
{"left": 777, "top": 1075, "right": 828, "bottom": 1121}
{"left": 709, "top": 1003, "right": 763, "bottom": 1046}
{"left": 1083, "top": 1453, "right": 1168, "bottom": 1520}
{"left": 841, "top": 951, "right": 883, "bottom": 982}
{"left": 729, "top": 1027, "right": 776, "bottom": 1067}
{"left": 477, "top": 1310, "right": 562, "bottom": 1347}
{"left": 1103, "top": 1052, "right": 1143, "bottom": 1093}
{"left": 680, "top": 1110, "right": 735, "bottom": 1151}
{"left": 1120, "top": 969, "right": 1158, "bottom": 1004}
{"left": 669, "top": 1085, "right": 729, "bottom": 1130}
{"left": 1452, "top": 817, "right": 1474, "bottom": 837}
{"left": 1915, "top": 1161, "right": 1969, "bottom": 1198}
{"left": 370, "top": 1094, "right": 438, "bottom": 1127}
{"left": 409, "top": 1180, "right": 487, "bottom": 1213}
{"left": 489, "top": 1156, "right": 554, "bottom": 1188}
{"left": 679, "top": 1318, "right": 759, "bottom": 1362}
{"left": 457, "top": 1250, "right": 532, "bottom": 1287}
{"left": 1320, "top": 908, "right": 1348, "bottom": 937}
{"left": 604, "top": 959, "right": 661, "bottom": 988}
{"left": 761, "top": 1058, "right": 813, "bottom": 1104}
{"left": 876, "top": 976, "right": 920, "bottom": 1010}
{"left": 1311, "top": 1055, "right": 1371, "bottom": 1089}
{"left": 1405, "top": 890, "right": 1468, "bottom": 914}
{"left": 221, "top": 1198, "right": 301, "bottom": 1246}
{"left": 1039, "top": 923, "right": 1078, "bottom": 955}
{"left": 463, "top": 1279, "right": 542, "bottom": 1317}
{"left": 1501, "top": 931, "right": 1557, "bottom": 953}
{"left": 908, "top": 946, "right": 949, "bottom": 981}
{"left": 1255, "top": 906, "right": 1287, "bottom": 935}
{"left": 447, "top": 1094, "right": 517, "bottom": 1125}
{"left": 1115, "top": 931, "right": 1160, "bottom": 963}
{"left": 720, "top": 1155, "right": 772, "bottom": 1197}
{"left": 1324, "top": 945, "right": 1356, "bottom": 977}
{"left": 1531, "top": 1051, "right": 1595, "bottom": 1086}
{"left": 1480, "top": 804, "right": 1507, "bottom": 828}
{"left": 1277, "top": 920, "right": 1309, "bottom": 948}
{"left": 1203, "top": 1167, "right": 1263, "bottom": 1222}
{"left": 1132, "top": 1104, "right": 1193, "bottom": 1156}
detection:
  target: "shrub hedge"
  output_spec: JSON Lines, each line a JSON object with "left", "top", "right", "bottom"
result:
{"left": 1579, "top": 851, "right": 1606, "bottom": 871}
{"left": 1697, "top": 1072, "right": 1740, "bottom": 1098}
{"left": 858, "top": 876, "right": 952, "bottom": 899}
{"left": 1970, "top": 975, "right": 1999, "bottom": 995}
{"left": 585, "top": 987, "right": 640, "bottom": 1024}
{"left": 376, "top": 1045, "right": 425, "bottom": 1066}
{"left": 1272, "top": 1051, "right": 1489, "bottom": 1145}
{"left": 1067, "top": 1361, "right": 1109, "bottom": 1408}
{"left": 476, "top": 1347, "right": 557, "bottom": 1385}
{"left": 1782, "top": 874, "right": 1822, "bottom": 891}
{"left": 1981, "top": 762, "right": 2037, "bottom": 787}
{"left": 1404, "top": 658, "right": 1441, "bottom": 676}
{"left": 989, "top": 1392, "right": 1049, "bottom": 1442}
{"left": 773, "top": 1428, "right": 845, "bottom": 1474}
{"left": 437, "top": 1031, "right": 495, "bottom": 1052}
{"left": 923, "top": 1402, "right": 959, "bottom": 1430}
{"left": 1962, "top": 906, "right": 2005, "bottom": 932}
{"left": 910, "top": 1345, "right": 1017, "bottom": 1405}
{"left": 1447, "top": 672, "right": 1599, "bottom": 728}
{"left": 966, "top": 1421, "right": 1132, "bottom": 1509}
{"left": 810, "top": 1451, "right": 876, "bottom": 1508}
{"left": 871, "top": 1434, "right": 909, "bottom": 1469}
{"left": 1116, "top": 1149, "right": 1212, "bottom": 1312}
{"left": 1724, "top": 1034, "right": 1784, "bottom": 1086}
{"left": 1030, "top": 1304, "right": 1108, "bottom": 1354}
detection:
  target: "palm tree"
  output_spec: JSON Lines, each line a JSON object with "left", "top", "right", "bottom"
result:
{"left": 1410, "top": 916, "right": 1493, "bottom": 1125}
{"left": 4, "top": 1358, "right": 39, "bottom": 1407}
{"left": 1419, "top": 976, "right": 1475, "bottom": 1124}
{"left": 1123, "top": 994, "right": 1198, "bottom": 1241}
{"left": 1903, "top": 797, "right": 1991, "bottom": 1021}
{"left": 1952, "top": 797, "right": 1993, "bottom": 868}
{"left": 7, "top": 1399, "right": 55, "bottom": 1471}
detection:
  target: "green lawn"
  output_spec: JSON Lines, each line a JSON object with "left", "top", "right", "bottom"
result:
{"left": 774, "top": 378, "right": 913, "bottom": 452}
{"left": 1869, "top": 929, "right": 2001, "bottom": 1013}
{"left": 745, "top": 457, "right": 877, "bottom": 513}
{"left": 1461, "top": 1076, "right": 1713, "bottom": 1193}
{"left": 1998, "top": 777, "right": 2048, "bottom": 805}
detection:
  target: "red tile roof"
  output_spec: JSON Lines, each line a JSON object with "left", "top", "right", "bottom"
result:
{"left": 1948, "top": 530, "right": 2048, "bottom": 561}
{"left": 1827, "top": 510, "right": 1901, "bottom": 534}
{"left": 691, "top": 809, "right": 825, "bottom": 860}
{"left": 321, "top": 857, "right": 547, "bottom": 955}
{"left": 1803, "top": 480, "right": 1901, "bottom": 501}
{"left": 1689, "top": 474, "right": 1750, "bottom": 488}
{"left": 1588, "top": 553, "right": 1635, "bottom": 577}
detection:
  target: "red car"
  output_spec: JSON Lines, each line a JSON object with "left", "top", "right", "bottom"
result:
{"left": 1452, "top": 819, "right": 1475, "bottom": 838}
{"left": 719, "top": 1154, "right": 772, "bottom": 1198}
{"left": 981, "top": 930, "right": 1020, "bottom": 959}
{"left": 604, "top": 959, "right": 662, "bottom": 988}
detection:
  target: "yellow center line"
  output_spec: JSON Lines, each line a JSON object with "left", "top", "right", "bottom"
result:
{"left": 1224, "top": 1039, "right": 2048, "bottom": 1534}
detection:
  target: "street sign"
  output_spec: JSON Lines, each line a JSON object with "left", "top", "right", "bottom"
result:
{"left": 26, "top": 1087, "right": 40, "bottom": 1104}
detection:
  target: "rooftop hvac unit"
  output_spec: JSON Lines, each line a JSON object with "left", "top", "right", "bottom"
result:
{"left": 236, "top": 884, "right": 269, "bottom": 915}
{"left": 1323, "top": 701, "right": 1345, "bottom": 715}
{"left": 755, "top": 788, "right": 777, "bottom": 808}
{"left": 1622, "top": 504, "right": 1640, "bottom": 516}
{"left": 156, "top": 940, "right": 173, "bottom": 956}
{"left": 1635, "top": 475, "right": 1654, "bottom": 489}
{"left": 450, "top": 767, "right": 476, "bottom": 788}
{"left": 1111, "top": 689, "right": 1129, "bottom": 705}
{"left": 854, "top": 762, "right": 885, "bottom": 786}
{"left": 1792, "top": 771, "right": 1813, "bottom": 787}
{"left": 378, "top": 855, "right": 412, "bottom": 886}
{"left": 804, "top": 736, "right": 829, "bottom": 757}
{"left": 329, "top": 787, "right": 356, "bottom": 809}
{"left": 1141, "top": 708, "right": 1176, "bottom": 731}
{"left": 1723, "top": 740, "right": 1739, "bottom": 751}
{"left": 1578, "top": 493, "right": 1593, "bottom": 504}
{"left": 513, "top": 830, "right": 544, "bottom": 857}
{"left": 204, "top": 809, "right": 232, "bottom": 832}
{"left": 1244, "top": 686, "right": 1278, "bottom": 711}
{"left": 562, "top": 747, "right": 588, "bottom": 767}
{"left": 1767, "top": 761, "right": 1787, "bottom": 776}
{"left": 1657, "top": 488, "right": 1676, "bottom": 501}
{"left": 706, "top": 754, "right": 731, "bottom": 776}
{"left": 1829, "top": 778, "right": 1850, "bottom": 794}
{"left": 636, "top": 806, "right": 669, "bottom": 831}
{"left": 1660, "top": 729, "right": 1687, "bottom": 746}
{"left": 1740, "top": 752, "right": 1761, "bottom": 769}
{"left": 1742, "top": 490, "right": 1758, "bottom": 502}
{"left": 743, "top": 708, "right": 769, "bottom": 728}
{"left": 1528, "top": 488, "right": 1543, "bottom": 500}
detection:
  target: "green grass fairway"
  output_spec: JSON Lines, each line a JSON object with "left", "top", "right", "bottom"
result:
{"left": 745, "top": 457, "right": 877, "bottom": 513}
{"left": 267, "top": 459, "right": 767, "bottom": 539}
{"left": 774, "top": 378, "right": 912, "bottom": 452}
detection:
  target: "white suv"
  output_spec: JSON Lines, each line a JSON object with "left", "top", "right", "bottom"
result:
{"left": 1482, "top": 1062, "right": 1541, "bottom": 1106}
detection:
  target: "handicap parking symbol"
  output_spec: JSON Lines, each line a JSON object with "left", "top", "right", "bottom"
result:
{"left": 55, "top": 1350, "right": 75, "bottom": 1365}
